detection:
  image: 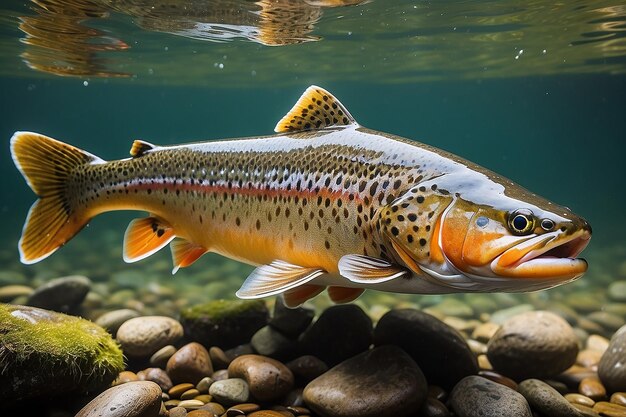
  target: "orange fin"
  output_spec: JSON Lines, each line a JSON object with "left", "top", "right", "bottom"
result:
{"left": 236, "top": 260, "right": 325, "bottom": 299}
{"left": 274, "top": 85, "right": 357, "bottom": 133}
{"left": 129, "top": 140, "right": 157, "bottom": 157}
{"left": 282, "top": 284, "right": 326, "bottom": 308}
{"left": 170, "top": 239, "right": 207, "bottom": 274}
{"left": 123, "top": 216, "right": 175, "bottom": 263}
{"left": 10, "top": 132, "right": 102, "bottom": 264}
{"left": 338, "top": 254, "right": 407, "bottom": 283}
{"left": 327, "top": 286, "right": 365, "bottom": 304}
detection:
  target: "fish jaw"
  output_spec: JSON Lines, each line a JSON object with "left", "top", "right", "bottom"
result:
{"left": 490, "top": 227, "right": 591, "bottom": 280}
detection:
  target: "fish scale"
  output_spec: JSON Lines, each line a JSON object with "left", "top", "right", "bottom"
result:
{"left": 10, "top": 85, "right": 591, "bottom": 307}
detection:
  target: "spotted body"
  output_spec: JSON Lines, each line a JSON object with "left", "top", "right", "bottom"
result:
{"left": 10, "top": 86, "right": 591, "bottom": 306}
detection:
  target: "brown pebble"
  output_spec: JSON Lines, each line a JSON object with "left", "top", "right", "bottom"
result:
{"left": 586, "top": 335, "right": 610, "bottom": 353}
{"left": 187, "top": 411, "right": 215, "bottom": 417}
{"left": 578, "top": 349, "right": 603, "bottom": 369}
{"left": 228, "top": 403, "right": 260, "bottom": 414}
{"left": 593, "top": 401, "right": 626, "bottom": 417}
{"left": 418, "top": 397, "right": 450, "bottom": 417}
{"left": 228, "top": 355, "right": 294, "bottom": 401}
{"left": 179, "top": 399, "right": 205, "bottom": 410}
{"left": 170, "top": 383, "right": 195, "bottom": 398}
{"left": 477, "top": 354, "right": 492, "bottom": 370}
{"left": 212, "top": 369, "right": 229, "bottom": 381}
{"left": 167, "top": 342, "right": 214, "bottom": 385}
{"left": 210, "top": 346, "right": 231, "bottom": 369}
{"left": 137, "top": 367, "right": 173, "bottom": 392}
{"left": 248, "top": 411, "right": 290, "bottom": 417}
{"left": 181, "top": 388, "right": 201, "bottom": 400}
{"left": 580, "top": 377, "right": 607, "bottom": 401}
{"left": 572, "top": 403, "right": 602, "bottom": 417}
{"left": 565, "top": 393, "right": 596, "bottom": 407}
{"left": 194, "top": 394, "right": 211, "bottom": 403}
{"left": 164, "top": 399, "right": 181, "bottom": 409}
{"left": 200, "top": 402, "right": 226, "bottom": 415}
{"left": 150, "top": 344, "right": 177, "bottom": 368}
{"left": 196, "top": 376, "right": 214, "bottom": 394}
{"left": 286, "top": 406, "right": 310, "bottom": 415}
{"left": 113, "top": 370, "right": 139, "bottom": 385}
{"left": 478, "top": 370, "right": 517, "bottom": 390}
{"left": 169, "top": 406, "right": 188, "bottom": 417}
{"left": 612, "top": 393, "right": 626, "bottom": 407}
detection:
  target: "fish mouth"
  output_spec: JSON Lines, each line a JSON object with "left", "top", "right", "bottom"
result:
{"left": 491, "top": 228, "right": 591, "bottom": 280}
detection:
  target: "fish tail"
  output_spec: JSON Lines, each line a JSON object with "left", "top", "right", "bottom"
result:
{"left": 10, "top": 131, "right": 102, "bottom": 264}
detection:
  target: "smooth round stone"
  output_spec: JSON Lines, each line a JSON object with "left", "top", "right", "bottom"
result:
{"left": 200, "top": 402, "right": 226, "bottom": 415}
{"left": 138, "top": 368, "right": 173, "bottom": 392}
{"left": 471, "top": 322, "right": 500, "bottom": 343}
{"left": 269, "top": 297, "right": 314, "bottom": 337}
{"left": 518, "top": 379, "right": 583, "bottom": 417}
{"left": 248, "top": 411, "right": 286, "bottom": 417}
{"left": 27, "top": 275, "right": 91, "bottom": 313}
{"left": 209, "top": 346, "right": 231, "bottom": 370}
{"left": 487, "top": 311, "right": 579, "bottom": 380}
{"left": 478, "top": 370, "right": 517, "bottom": 390}
{"left": 286, "top": 355, "right": 329, "bottom": 384}
{"left": 587, "top": 312, "right": 625, "bottom": 333}
{"left": 178, "top": 400, "right": 205, "bottom": 410}
{"left": 95, "top": 309, "right": 141, "bottom": 337}
{"left": 209, "top": 378, "right": 250, "bottom": 406}
{"left": 587, "top": 335, "right": 610, "bottom": 353}
{"left": 251, "top": 325, "right": 297, "bottom": 359}
{"left": 593, "top": 401, "right": 626, "bottom": 416}
{"left": 0, "top": 284, "right": 33, "bottom": 302}
{"left": 566, "top": 393, "right": 596, "bottom": 407}
{"left": 170, "top": 383, "right": 196, "bottom": 399}
{"left": 117, "top": 316, "right": 183, "bottom": 357}
{"left": 75, "top": 381, "right": 162, "bottom": 417}
{"left": 164, "top": 400, "right": 181, "bottom": 410}
{"left": 449, "top": 375, "right": 532, "bottom": 417}
{"left": 167, "top": 342, "right": 214, "bottom": 385}
{"left": 571, "top": 403, "right": 601, "bottom": 417}
{"left": 580, "top": 377, "right": 607, "bottom": 401}
{"left": 228, "top": 354, "right": 294, "bottom": 401}
{"left": 578, "top": 349, "right": 603, "bottom": 368}
{"left": 114, "top": 371, "right": 140, "bottom": 385}
{"left": 169, "top": 406, "right": 188, "bottom": 417}
{"left": 303, "top": 345, "right": 427, "bottom": 417}
{"left": 612, "top": 392, "right": 626, "bottom": 406}
{"left": 212, "top": 369, "right": 229, "bottom": 381}
{"left": 374, "top": 309, "right": 478, "bottom": 389}
{"left": 187, "top": 411, "right": 214, "bottom": 417}
{"left": 599, "top": 325, "right": 626, "bottom": 393}
{"left": 489, "top": 304, "right": 534, "bottom": 325}
{"left": 608, "top": 281, "right": 626, "bottom": 302}
{"left": 299, "top": 305, "right": 372, "bottom": 367}
{"left": 418, "top": 397, "right": 450, "bottom": 417}
{"left": 228, "top": 403, "right": 261, "bottom": 414}
{"left": 194, "top": 394, "right": 211, "bottom": 403}
{"left": 196, "top": 377, "right": 214, "bottom": 394}
{"left": 150, "top": 345, "right": 177, "bottom": 368}
{"left": 181, "top": 389, "right": 200, "bottom": 400}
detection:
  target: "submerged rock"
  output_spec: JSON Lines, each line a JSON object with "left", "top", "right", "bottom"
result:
{"left": 179, "top": 299, "right": 269, "bottom": 349}
{"left": 518, "top": 379, "right": 583, "bottom": 417}
{"left": 303, "top": 345, "right": 427, "bottom": 417}
{"left": 75, "top": 381, "right": 162, "bottom": 417}
{"left": 26, "top": 275, "right": 91, "bottom": 313}
{"left": 116, "top": 316, "right": 183, "bottom": 357}
{"left": 598, "top": 324, "right": 626, "bottom": 393}
{"left": 0, "top": 304, "right": 123, "bottom": 402}
{"left": 449, "top": 375, "right": 532, "bottom": 417}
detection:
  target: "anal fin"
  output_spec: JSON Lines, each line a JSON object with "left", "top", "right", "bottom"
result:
{"left": 236, "top": 260, "right": 325, "bottom": 299}
{"left": 282, "top": 284, "right": 325, "bottom": 308}
{"left": 123, "top": 216, "right": 175, "bottom": 263}
{"left": 327, "top": 286, "right": 365, "bottom": 304}
{"left": 338, "top": 254, "right": 407, "bottom": 284}
{"left": 171, "top": 239, "right": 207, "bottom": 274}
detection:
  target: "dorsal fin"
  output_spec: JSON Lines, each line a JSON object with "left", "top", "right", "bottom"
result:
{"left": 129, "top": 140, "right": 156, "bottom": 157}
{"left": 274, "top": 85, "right": 357, "bottom": 133}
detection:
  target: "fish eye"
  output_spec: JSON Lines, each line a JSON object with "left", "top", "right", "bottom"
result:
{"left": 476, "top": 216, "right": 489, "bottom": 228}
{"left": 540, "top": 219, "right": 555, "bottom": 231}
{"left": 508, "top": 209, "right": 535, "bottom": 235}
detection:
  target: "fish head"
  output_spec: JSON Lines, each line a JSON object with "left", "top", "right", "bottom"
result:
{"left": 378, "top": 176, "right": 591, "bottom": 291}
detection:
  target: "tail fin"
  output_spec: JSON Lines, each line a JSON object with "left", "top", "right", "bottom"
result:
{"left": 10, "top": 131, "right": 103, "bottom": 264}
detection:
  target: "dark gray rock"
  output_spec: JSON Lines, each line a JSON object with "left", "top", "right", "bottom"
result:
{"left": 303, "top": 345, "right": 427, "bottom": 417}
{"left": 286, "top": 355, "right": 329, "bottom": 385}
{"left": 449, "top": 375, "right": 532, "bottom": 417}
{"left": 269, "top": 298, "right": 314, "bottom": 337}
{"left": 251, "top": 325, "right": 298, "bottom": 360}
{"left": 373, "top": 308, "right": 478, "bottom": 389}
{"left": 179, "top": 300, "right": 269, "bottom": 350}
{"left": 26, "top": 275, "right": 91, "bottom": 313}
{"left": 75, "top": 381, "right": 162, "bottom": 417}
{"left": 518, "top": 379, "right": 583, "bottom": 417}
{"left": 487, "top": 311, "right": 579, "bottom": 380}
{"left": 598, "top": 324, "right": 626, "bottom": 393}
{"left": 299, "top": 304, "right": 372, "bottom": 366}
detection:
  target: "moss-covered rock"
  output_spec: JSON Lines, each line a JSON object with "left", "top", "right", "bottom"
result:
{"left": 0, "top": 304, "right": 124, "bottom": 402}
{"left": 180, "top": 299, "right": 269, "bottom": 349}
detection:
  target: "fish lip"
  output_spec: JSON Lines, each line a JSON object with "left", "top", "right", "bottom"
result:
{"left": 491, "top": 228, "right": 591, "bottom": 279}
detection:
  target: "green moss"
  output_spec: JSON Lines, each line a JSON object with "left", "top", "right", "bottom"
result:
{"left": 181, "top": 299, "right": 266, "bottom": 322}
{"left": 0, "top": 304, "right": 124, "bottom": 401}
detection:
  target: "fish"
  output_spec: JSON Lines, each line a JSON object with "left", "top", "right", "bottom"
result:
{"left": 10, "top": 85, "right": 592, "bottom": 307}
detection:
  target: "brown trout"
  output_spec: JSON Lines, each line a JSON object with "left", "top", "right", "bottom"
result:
{"left": 10, "top": 86, "right": 591, "bottom": 306}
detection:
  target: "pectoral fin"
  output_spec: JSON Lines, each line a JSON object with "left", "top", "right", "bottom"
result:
{"left": 170, "top": 239, "right": 207, "bottom": 274}
{"left": 123, "top": 216, "right": 175, "bottom": 263}
{"left": 338, "top": 254, "right": 407, "bottom": 283}
{"left": 327, "top": 286, "right": 365, "bottom": 304}
{"left": 282, "top": 284, "right": 326, "bottom": 308}
{"left": 236, "top": 260, "right": 325, "bottom": 299}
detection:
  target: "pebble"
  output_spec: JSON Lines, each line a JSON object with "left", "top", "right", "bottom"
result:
{"left": 587, "top": 312, "right": 625, "bottom": 333}
{"left": 299, "top": 304, "right": 372, "bottom": 366}
{"left": 489, "top": 304, "right": 534, "bottom": 325}
{"left": 599, "top": 325, "right": 626, "bottom": 393}
{"left": 478, "top": 370, "right": 517, "bottom": 390}
{"left": 114, "top": 371, "right": 139, "bottom": 385}
{"left": 27, "top": 275, "right": 91, "bottom": 313}
{"left": 180, "top": 389, "right": 200, "bottom": 400}
{"left": 178, "top": 399, "right": 205, "bottom": 410}
{"left": 487, "top": 311, "right": 579, "bottom": 380}
{"left": 188, "top": 411, "right": 214, "bottom": 417}
{"left": 612, "top": 393, "right": 626, "bottom": 407}
{"left": 248, "top": 411, "right": 287, "bottom": 417}
{"left": 209, "top": 378, "right": 250, "bottom": 406}
{"left": 228, "top": 354, "right": 294, "bottom": 401}
{"left": 196, "top": 377, "right": 214, "bottom": 394}
{"left": 251, "top": 325, "right": 297, "bottom": 359}
{"left": 150, "top": 345, "right": 178, "bottom": 368}
{"left": 169, "top": 406, "right": 188, "bottom": 417}
{"left": 116, "top": 316, "right": 183, "bottom": 357}
{"left": 209, "top": 346, "right": 231, "bottom": 369}
{"left": 587, "top": 335, "right": 610, "bottom": 353}
{"left": 228, "top": 403, "right": 260, "bottom": 414}
{"left": 137, "top": 368, "right": 173, "bottom": 391}
{"left": 608, "top": 281, "right": 626, "bottom": 302}
{"left": 167, "top": 342, "right": 214, "bottom": 385}
{"left": 201, "top": 402, "right": 226, "bottom": 415}
{"left": 95, "top": 309, "right": 141, "bottom": 337}
{"left": 286, "top": 355, "right": 328, "bottom": 384}
{"left": 580, "top": 377, "right": 607, "bottom": 401}
{"left": 269, "top": 298, "right": 314, "bottom": 337}
{"left": 449, "top": 375, "right": 532, "bottom": 417}
{"left": 571, "top": 403, "right": 601, "bottom": 417}
{"left": 75, "top": 381, "right": 162, "bottom": 417}
{"left": 303, "top": 345, "right": 427, "bottom": 417}
{"left": 518, "top": 378, "right": 583, "bottom": 417}
{"left": 418, "top": 397, "right": 451, "bottom": 417}
{"left": 170, "top": 383, "right": 196, "bottom": 399}
{"left": 593, "top": 401, "right": 626, "bottom": 416}
{"left": 566, "top": 393, "right": 596, "bottom": 407}
{"left": 471, "top": 322, "right": 500, "bottom": 343}
{"left": 0, "top": 284, "right": 33, "bottom": 302}
{"left": 213, "top": 369, "right": 229, "bottom": 381}
{"left": 374, "top": 308, "right": 478, "bottom": 389}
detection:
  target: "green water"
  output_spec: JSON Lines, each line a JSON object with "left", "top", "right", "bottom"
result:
{"left": 0, "top": 0, "right": 625, "bottom": 303}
